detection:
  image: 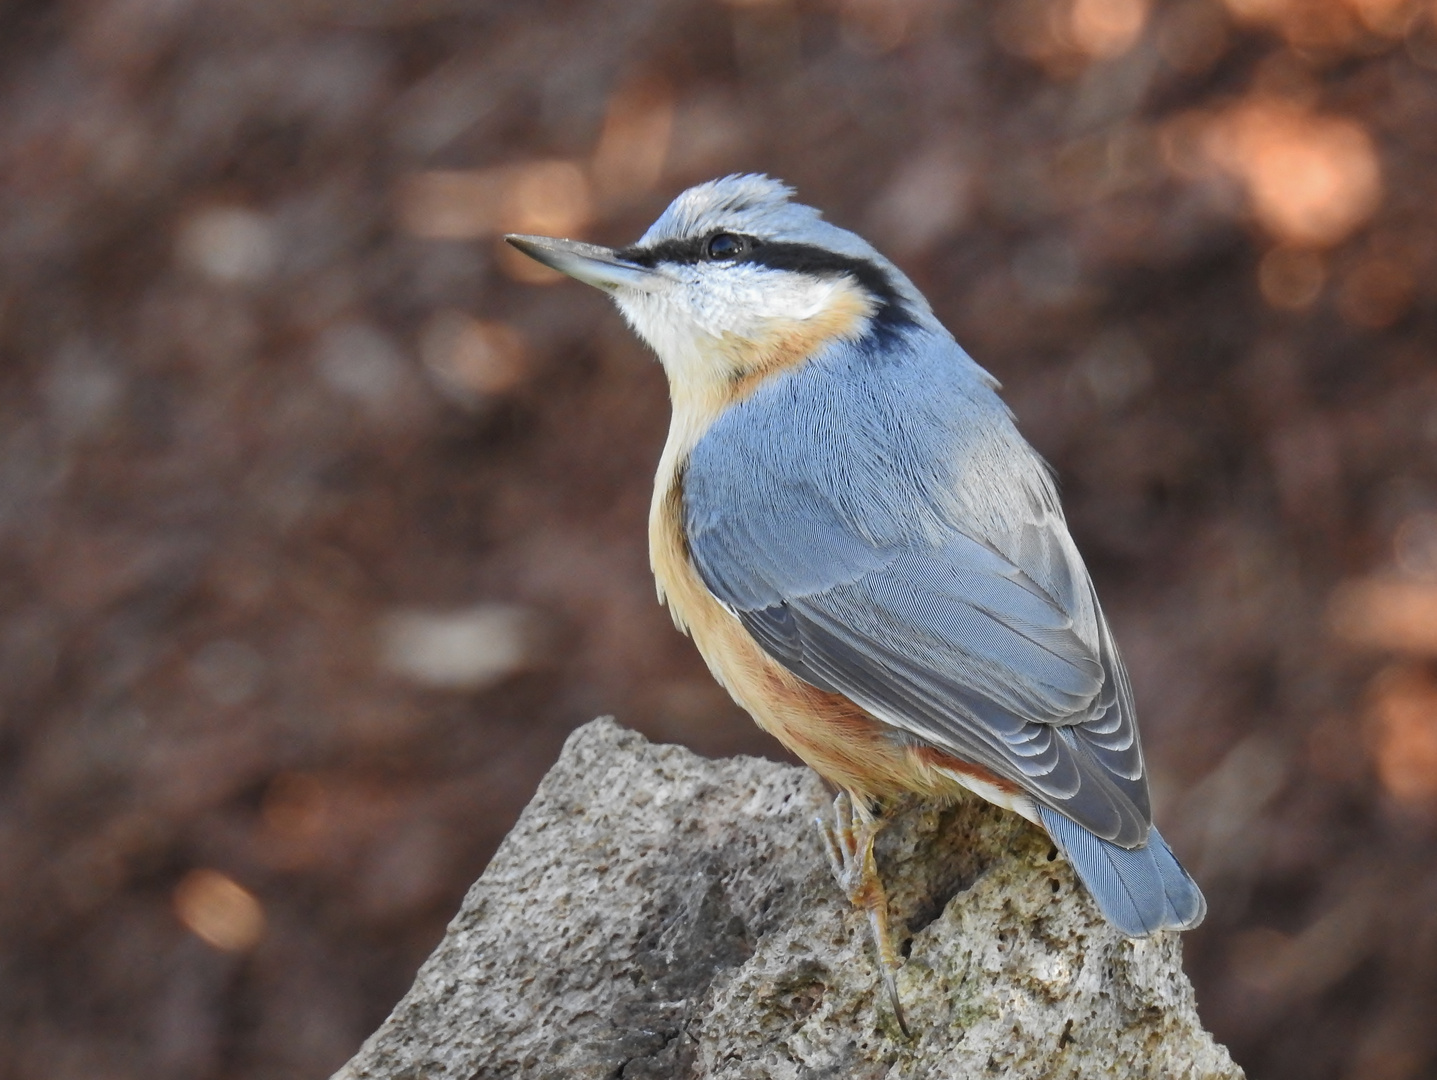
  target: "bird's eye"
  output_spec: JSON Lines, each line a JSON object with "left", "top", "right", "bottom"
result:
{"left": 706, "top": 233, "right": 748, "bottom": 260}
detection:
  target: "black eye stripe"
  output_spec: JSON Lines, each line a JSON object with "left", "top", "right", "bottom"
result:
{"left": 617, "top": 234, "right": 733, "bottom": 266}
{"left": 614, "top": 235, "right": 918, "bottom": 342}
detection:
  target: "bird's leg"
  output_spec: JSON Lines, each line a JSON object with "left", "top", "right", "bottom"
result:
{"left": 817, "top": 790, "right": 910, "bottom": 1037}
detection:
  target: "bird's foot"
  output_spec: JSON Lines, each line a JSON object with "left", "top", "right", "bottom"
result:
{"left": 817, "top": 790, "right": 910, "bottom": 1037}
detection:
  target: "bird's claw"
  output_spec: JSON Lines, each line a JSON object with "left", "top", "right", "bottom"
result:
{"left": 816, "top": 791, "right": 911, "bottom": 1037}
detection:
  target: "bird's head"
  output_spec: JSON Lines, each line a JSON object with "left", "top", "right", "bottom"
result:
{"left": 506, "top": 175, "right": 931, "bottom": 400}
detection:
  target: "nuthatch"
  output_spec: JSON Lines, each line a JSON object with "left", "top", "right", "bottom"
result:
{"left": 507, "top": 174, "right": 1205, "bottom": 1032}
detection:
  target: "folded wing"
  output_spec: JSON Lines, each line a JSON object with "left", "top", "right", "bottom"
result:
{"left": 683, "top": 355, "right": 1152, "bottom": 847}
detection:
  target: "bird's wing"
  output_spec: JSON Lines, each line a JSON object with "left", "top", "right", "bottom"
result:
{"left": 683, "top": 356, "right": 1150, "bottom": 846}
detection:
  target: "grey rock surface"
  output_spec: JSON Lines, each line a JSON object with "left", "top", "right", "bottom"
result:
{"left": 332, "top": 718, "right": 1243, "bottom": 1079}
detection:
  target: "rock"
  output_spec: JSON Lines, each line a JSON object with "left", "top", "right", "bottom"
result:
{"left": 331, "top": 718, "right": 1243, "bottom": 1080}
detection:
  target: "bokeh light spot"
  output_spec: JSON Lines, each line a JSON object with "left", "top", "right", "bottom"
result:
{"left": 1203, "top": 101, "right": 1382, "bottom": 247}
{"left": 1368, "top": 664, "right": 1437, "bottom": 805}
{"left": 378, "top": 605, "right": 543, "bottom": 691}
{"left": 174, "top": 869, "right": 266, "bottom": 952}
{"left": 177, "top": 206, "right": 277, "bottom": 285}
{"left": 1330, "top": 578, "right": 1437, "bottom": 654}
{"left": 1070, "top": 0, "right": 1150, "bottom": 58}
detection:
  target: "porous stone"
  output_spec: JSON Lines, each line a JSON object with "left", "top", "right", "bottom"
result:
{"left": 332, "top": 718, "right": 1243, "bottom": 1080}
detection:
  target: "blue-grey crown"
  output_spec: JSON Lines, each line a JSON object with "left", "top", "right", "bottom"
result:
{"left": 639, "top": 174, "right": 816, "bottom": 244}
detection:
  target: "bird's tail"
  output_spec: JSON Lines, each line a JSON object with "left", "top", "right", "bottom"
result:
{"left": 1037, "top": 804, "right": 1206, "bottom": 937}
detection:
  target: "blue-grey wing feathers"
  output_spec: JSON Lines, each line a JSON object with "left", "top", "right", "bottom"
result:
{"left": 736, "top": 546, "right": 1149, "bottom": 844}
{"left": 685, "top": 331, "right": 1154, "bottom": 845}
{"left": 683, "top": 328, "right": 1203, "bottom": 931}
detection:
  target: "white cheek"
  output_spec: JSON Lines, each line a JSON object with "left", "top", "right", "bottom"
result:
{"left": 693, "top": 274, "right": 838, "bottom": 337}
{"left": 610, "top": 270, "right": 847, "bottom": 388}
{"left": 613, "top": 289, "right": 707, "bottom": 373}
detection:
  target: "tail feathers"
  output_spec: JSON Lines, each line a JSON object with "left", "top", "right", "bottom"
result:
{"left": 1037, "top": 805, "right": 1206, "bottom": 937}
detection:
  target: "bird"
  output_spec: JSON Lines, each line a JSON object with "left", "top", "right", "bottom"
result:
{"left": 505, "top": 174, "right": 1205, "bottom": 1033}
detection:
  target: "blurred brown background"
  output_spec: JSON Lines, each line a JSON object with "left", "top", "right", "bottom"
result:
{"left": 2, "top": 0, "right": 1437, "bottom": 1076}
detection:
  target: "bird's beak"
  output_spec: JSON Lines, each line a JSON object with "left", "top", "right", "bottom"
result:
{"left": 503, "top": 235, "right": 663, "bottom": 293}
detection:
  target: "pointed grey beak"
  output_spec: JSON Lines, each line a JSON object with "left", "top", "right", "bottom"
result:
{"left": 504, "top": 235, "right": 662, "bottom": 292}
